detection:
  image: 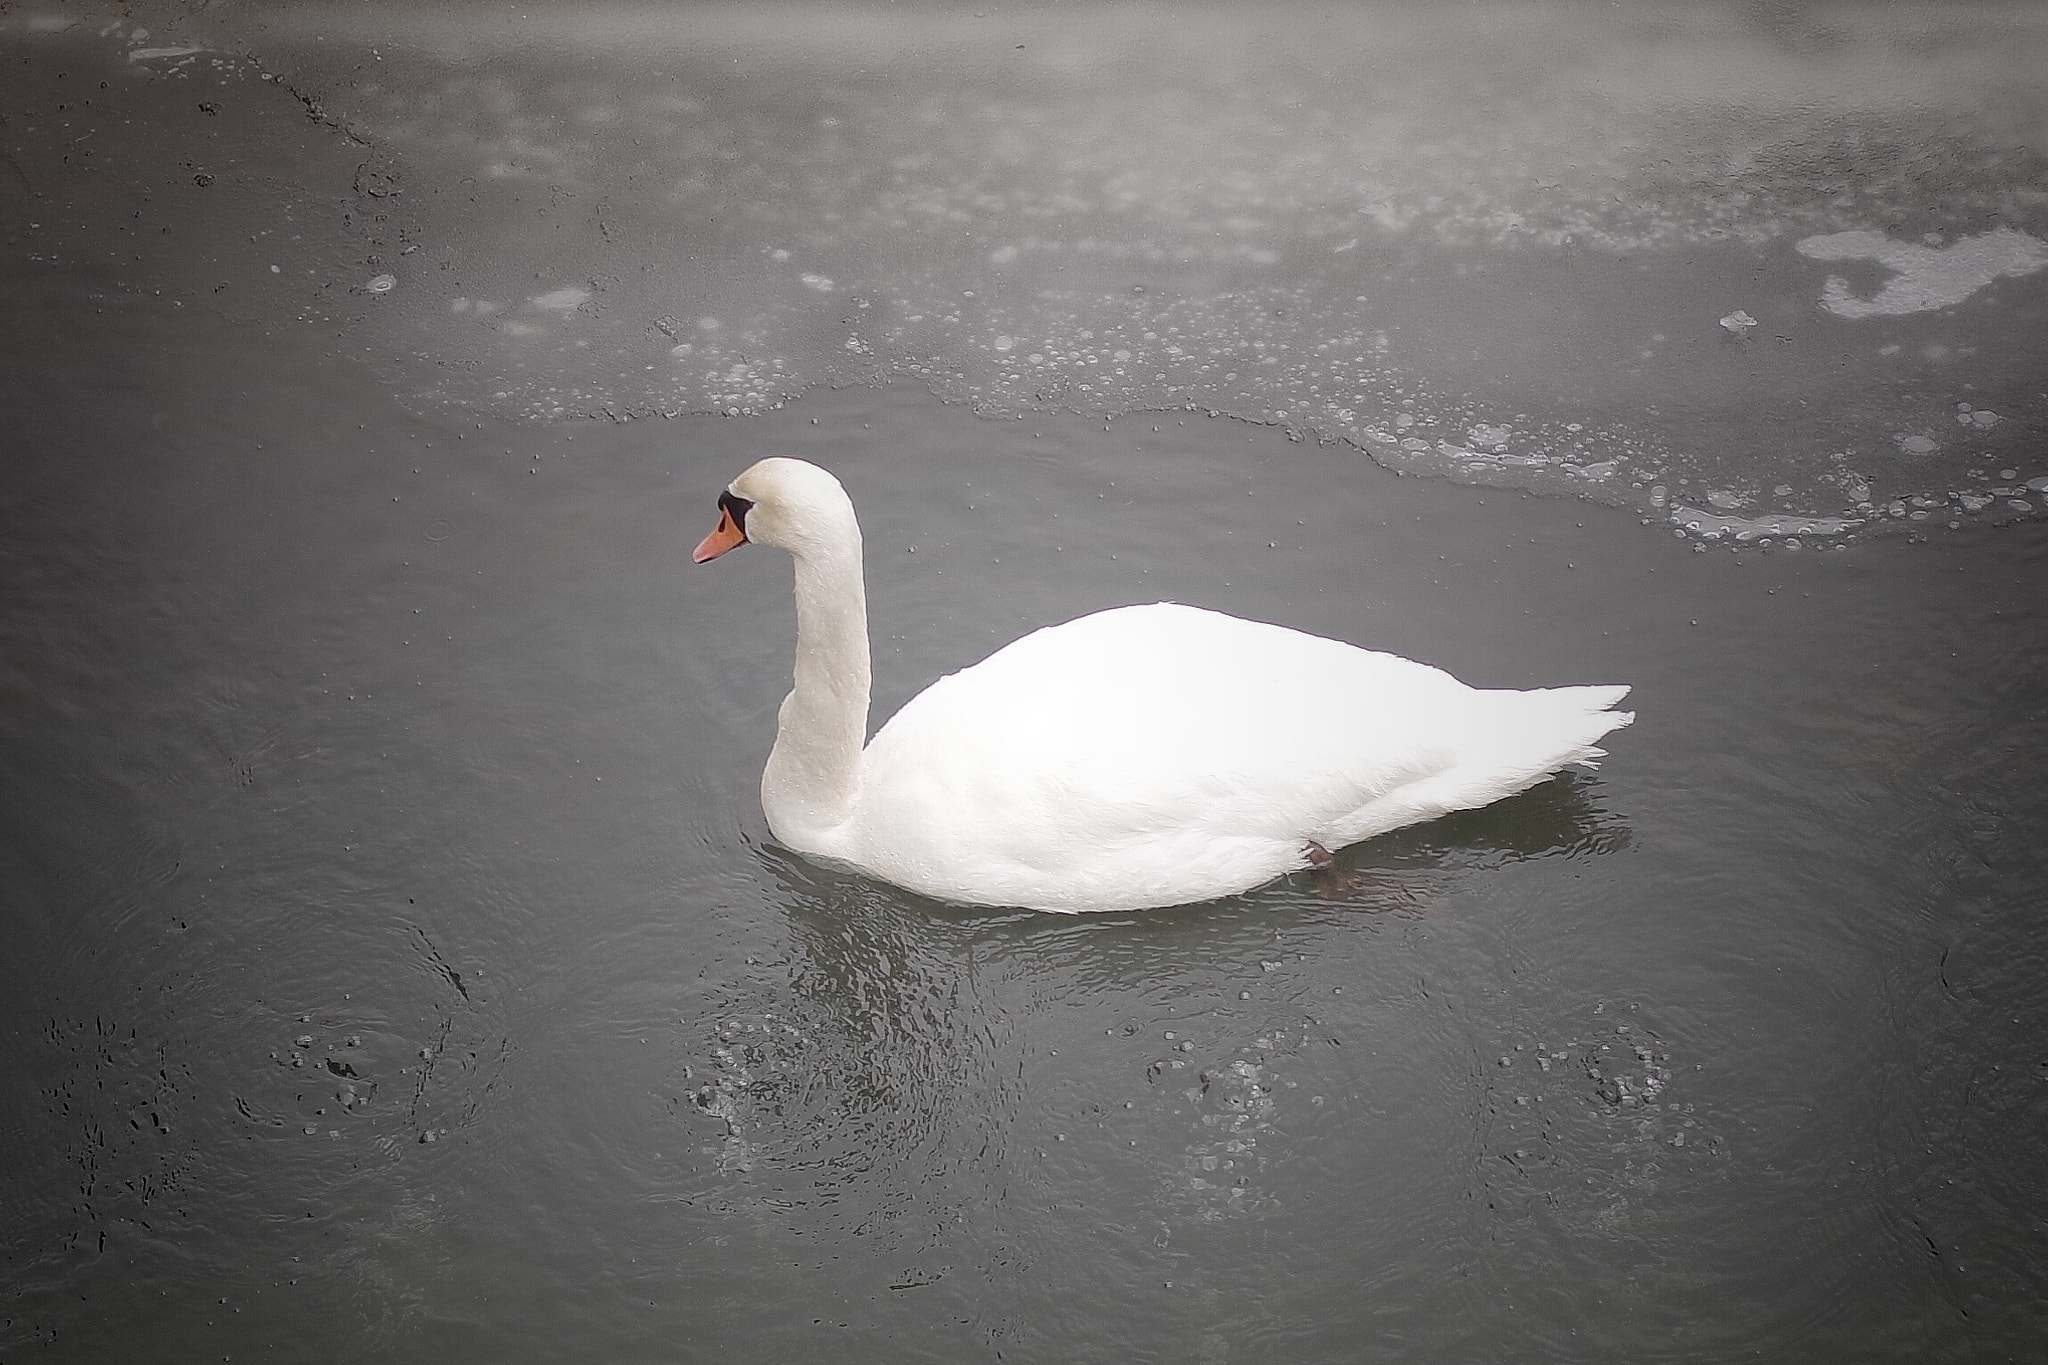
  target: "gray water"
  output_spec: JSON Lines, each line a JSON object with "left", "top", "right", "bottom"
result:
{"left": 4, "top": 4, "right": 2047, "bottom": 1363}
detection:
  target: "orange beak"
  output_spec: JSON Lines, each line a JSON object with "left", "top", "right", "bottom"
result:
{"left": 692, "top": 505, "right": 748, "bottom": 563}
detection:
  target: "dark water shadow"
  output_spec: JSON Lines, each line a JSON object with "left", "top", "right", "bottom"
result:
{"left": 1349, "top": 769, "right": 1630, "bottom": 870}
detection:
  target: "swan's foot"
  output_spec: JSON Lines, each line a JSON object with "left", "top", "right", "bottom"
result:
{"left": 1351, "top": 878, "right": 1455, "bottom": 916}
{"left": 1304, "top": 840, "right": 1366, "bottom": 900}
{"left": 1302, "top": 842, "right": 1453, "bottom": 915}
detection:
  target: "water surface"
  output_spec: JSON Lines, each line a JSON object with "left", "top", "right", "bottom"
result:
{"left": 3, "top": 4, "right": 2046, "bottom": 1362}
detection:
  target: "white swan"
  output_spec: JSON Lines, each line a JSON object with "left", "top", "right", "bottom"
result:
{"left": 694, "top": 457, "right": 1632, "bottom": 913}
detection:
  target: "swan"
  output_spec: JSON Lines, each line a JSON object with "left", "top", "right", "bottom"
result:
{"left": 694, "top": 457, "right": 1632, "bottom": 913}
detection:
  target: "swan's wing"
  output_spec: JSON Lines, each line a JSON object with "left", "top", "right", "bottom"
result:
{"left": 854, "top": 603, "right": 1480, "bottom": 862}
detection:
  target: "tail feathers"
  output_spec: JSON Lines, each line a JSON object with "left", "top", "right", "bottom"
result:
{"left": 1541, "top": 682, "right": 1633, "bottom": 716}
{"left": 1486, "top": 683, "right": 1634, "bottom": 778}
{"left": 1320, "top": 682, "right": 1634, "bottom": 849}
{"left": 1534, "top": 685, "right": 1632, "bottom": 754}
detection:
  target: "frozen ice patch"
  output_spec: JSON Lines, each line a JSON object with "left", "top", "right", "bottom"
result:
{"left": 1796, "top": 228, "right": 2048, "bottom": 319}
{"left": 1674, "top": 507, "right": 1861, "bottom": 541}
{"left": 530, "top": 286, "right": 592, "bottom": 312}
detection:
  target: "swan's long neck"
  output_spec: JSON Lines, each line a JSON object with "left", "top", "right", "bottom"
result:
{"left": 761, "top": 526, "right": 871, "bottom": 852}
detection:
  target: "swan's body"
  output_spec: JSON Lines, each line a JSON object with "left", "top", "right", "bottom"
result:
{"left": 696, "top": 458, "right": 1632, "bottom": 913}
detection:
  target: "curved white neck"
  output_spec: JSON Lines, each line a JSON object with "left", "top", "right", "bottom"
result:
{"left": 761, "top": 527, "right": 871, "bottom": 852}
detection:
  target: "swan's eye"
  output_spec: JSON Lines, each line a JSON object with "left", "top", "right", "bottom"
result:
{"left": 718, "top": 490, "right": 755, "bottom": 536}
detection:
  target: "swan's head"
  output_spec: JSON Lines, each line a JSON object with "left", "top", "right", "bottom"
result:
{"left": 692, "top": 457, "right": 859, "bottom": 563}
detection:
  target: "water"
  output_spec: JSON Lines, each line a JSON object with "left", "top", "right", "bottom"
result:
{"left": 4, "top": 4, "right": 2047, "bottom": 1362}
